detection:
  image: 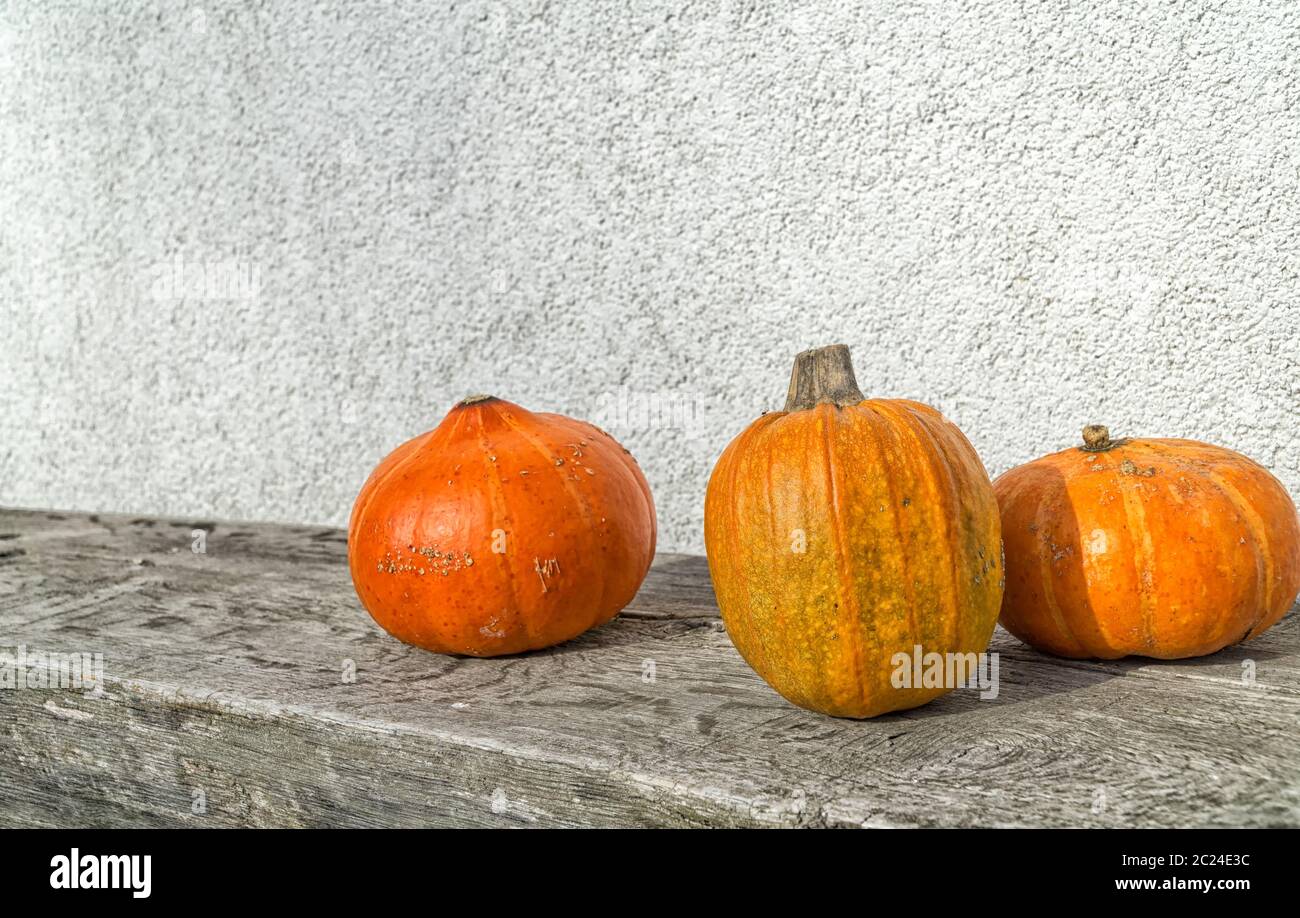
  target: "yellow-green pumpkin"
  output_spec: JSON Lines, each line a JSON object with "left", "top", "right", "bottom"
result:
{"left": 704, "top": 345, "right": 1003, "bottom": 718}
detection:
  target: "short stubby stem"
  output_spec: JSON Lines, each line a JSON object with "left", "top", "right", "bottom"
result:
{"left": 783, "top": 344, "right": 866, "bottom": 412}
{"left": 1081, "top": 424, "right": 1114, "bottom": 451}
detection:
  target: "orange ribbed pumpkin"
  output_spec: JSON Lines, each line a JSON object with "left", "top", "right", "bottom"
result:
{"left": 704, "top": 345, "right": 1004, "bottom": 718}
{"left": 348, "top": 396, "right": 656, "bottom": 656}
{"left": 996, "top": 425, "right": 1300, "bottom": 660}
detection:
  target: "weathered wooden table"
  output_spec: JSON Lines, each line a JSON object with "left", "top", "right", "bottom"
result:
{"left": 1, "top": 507, "right": 1297, "bottom": 827}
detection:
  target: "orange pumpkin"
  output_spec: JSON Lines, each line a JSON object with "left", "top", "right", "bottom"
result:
{"left": 348, "top": 396, "right": 656, "bottom": 656}
{"left": 704, "top": 345, "right": 1003, "bottom": 718}
{"left": 996, "top": 425, "right": 1300, "bottom": 659}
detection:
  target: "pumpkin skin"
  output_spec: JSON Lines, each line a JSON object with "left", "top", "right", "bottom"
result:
{"left": 348, "top": 396, "right": 656, "bottom": 656}
{"left": 704, "top": 346, "right": 1004, "bottom": 718}
{"left": 996, "top": 426, "right": 1300, "bottom": 660}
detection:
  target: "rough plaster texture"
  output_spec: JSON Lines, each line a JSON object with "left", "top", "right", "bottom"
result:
{"left": 2, "top": 0, "right": 1298, "bottom": 553}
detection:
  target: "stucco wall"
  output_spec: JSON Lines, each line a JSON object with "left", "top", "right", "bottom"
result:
{"left": 2, "top": 0, "right": 1297, "bottom": 553}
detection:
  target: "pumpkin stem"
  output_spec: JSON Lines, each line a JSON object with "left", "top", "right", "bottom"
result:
{"left": 457, "top": 394, "right": 497, "bottom": 407}
{"left": 783, "top": 345, "right": 865, "bottom": 412}
{"left": 1081, "top": 424, "right": 1114, "bottom": 451}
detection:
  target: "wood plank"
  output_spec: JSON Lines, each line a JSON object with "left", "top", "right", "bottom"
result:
{"left": 1, "top": 507, "right": 1297, "bottom": 827}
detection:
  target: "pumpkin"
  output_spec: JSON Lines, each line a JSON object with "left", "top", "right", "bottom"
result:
{"left": 348, "top": 395, "right": 656, "bottom": 656}
{"left": 996, "top": 425, "right": 1300, "bottom": 659}
{"left": 704, "top": 345, "right": 1004, "bottom": 718}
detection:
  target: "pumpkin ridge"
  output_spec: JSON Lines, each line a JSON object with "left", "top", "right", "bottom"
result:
{"left": 350, "top": 434, "right": 419, "bottom": 537}
{"left": 1137, "top": 440, "right": 1267, "bottom": 648}
{"left": 410, "top": 409, "right": 477, "bottom": 553}
{"left": 1131, "top": 440, "right": 1272, "bottom": 649}
{"left": 567, "top": 416, "right": 658, "bottom": 544}
{"left": 353, "top": 417, "right": 454, "bottom": 537}
{"left": 494, "top": 403, "right": 598, "bottom": 529}
{"left": 896, "top": 404, "right": 973, "bottom": 656}
{"left": 548, "top": 419, "right": 617, "bottom": 631}
{"left": 717, "top": 439, "right": 755, "bottom": 669}
{"left": 1196, "top": 465, "right": 1274, "bottom": 638}
{"left": 712, "top": 429, "right": 760, "bottom": 676}
{"left": 1149, "top": 439, "right": 1268, "bottom": 631}
{"left": 837, "top": 404, "right": 895, "bottom": 708}
{"left": 1114, "top": 454, "right": 1160, "bottom": 654}
{"left": 733, "top": 419, "right": 779, "bottom": 680}
{"left": 347, "top": 409, "right": 479, "bottom": 654}
{"left": 469, "top": 405, "right": 534, "bottom": 651}
{"left": 1032, "top": 476, "right": 1089, "bottom": 656}
{"left": 493, "top": 404, "right": 607, "bottom": 631}
{"left": 862, "top": 403, "right": 922, "bottom": 671}
{"left": 758, "top": 421, "right": 788, "bottom": 674}
{"left": 819, "top": 405, "right": 868, "bottom": 712}
{"left": 548, "top": 413, "right": 654, "bottom": 629}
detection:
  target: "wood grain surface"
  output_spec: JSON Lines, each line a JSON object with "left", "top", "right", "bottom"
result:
{"left": 1, "top": 507, "right": 1296, "bottom": 827}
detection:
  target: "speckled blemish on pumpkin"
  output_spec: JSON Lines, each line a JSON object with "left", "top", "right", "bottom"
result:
{"left": 380, "top": 549, "right": 420, "bottom": 574}
{"left": 1120, "top": 459, "right": 1157, "bottom": 477}
{"left": 381, "top": 544, "right": 473, "bottom": 576}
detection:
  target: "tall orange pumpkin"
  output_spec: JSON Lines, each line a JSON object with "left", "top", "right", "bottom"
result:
{"left": 348, "top": 396, "right": 656, "bottom": 656}
{"left": 996, "top": 425, "right": 1300, "bottom": 660}
{"left": 704, "top": 345, "right": 1004, "bottom": 718}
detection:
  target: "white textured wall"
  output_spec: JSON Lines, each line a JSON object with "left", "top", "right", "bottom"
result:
{"left": 2, "top": 0, "right": 1298, "bottom": 553}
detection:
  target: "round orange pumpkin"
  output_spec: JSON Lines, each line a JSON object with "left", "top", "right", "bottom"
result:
{"left": 996, "top": 425, "right": 1300, "bottom": 659}
{"left": 348, "top": 396, "right": 656, "bottom": 656}
{"left": 704, "top": 345, "right": 1004, "bottom": 718}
